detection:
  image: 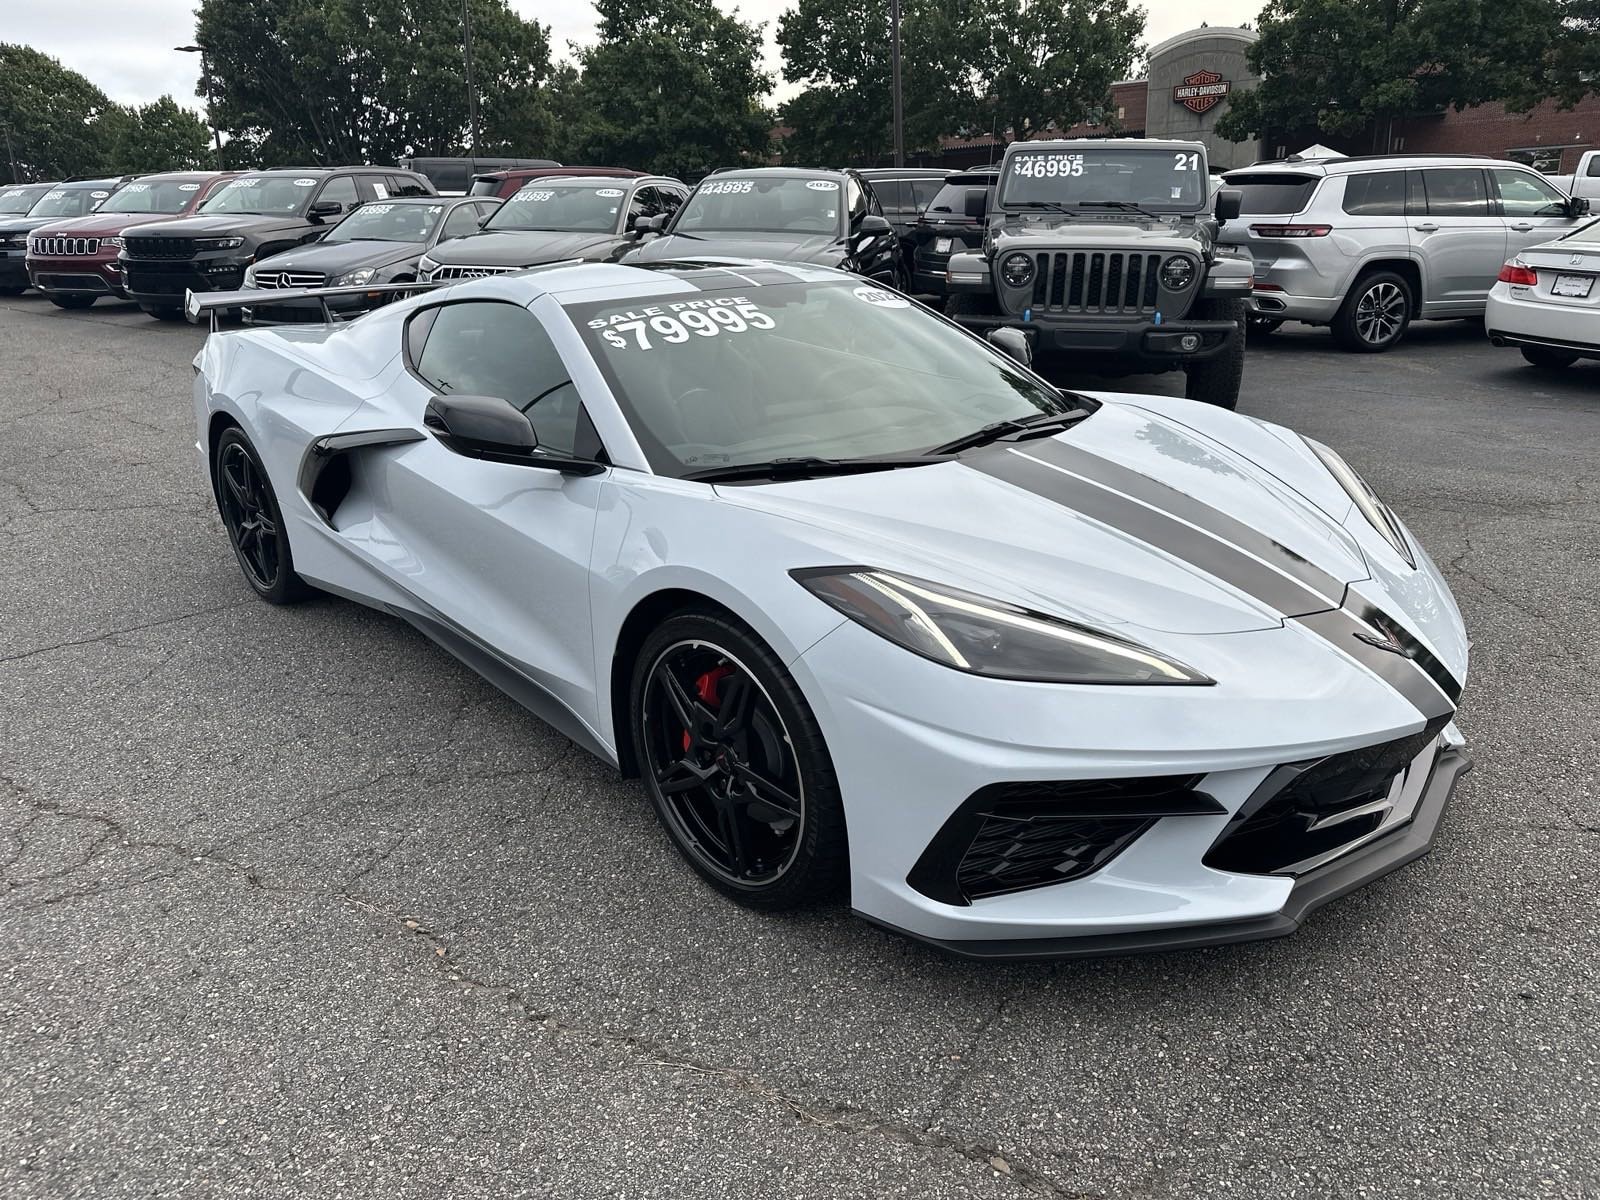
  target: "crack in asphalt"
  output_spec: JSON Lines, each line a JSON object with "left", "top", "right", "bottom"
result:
{"left": 0, "top": 599, "right": 254, "bottom": 666}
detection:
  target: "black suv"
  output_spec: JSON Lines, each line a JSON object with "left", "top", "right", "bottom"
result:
{"left": 0, "top": 178, "right": 124, "bottom": 295}
{"left": 119, "top": 166, "right": 436, "bottom": 319}
{"left": 624, "top": 167, "right": 901, "bottom": 288}
{"left": 907, "top": 168, "right": 997, "bottom": 296}
{"left": 853, "top": 167, "right": 951, "bottom": 238}
{"left": 419, "top": 175, "right": 686, "bottom": 281}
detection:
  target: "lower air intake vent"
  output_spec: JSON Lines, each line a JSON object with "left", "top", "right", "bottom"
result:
{"left": 908, "top": 776, "right": 1222, "bottom": 906}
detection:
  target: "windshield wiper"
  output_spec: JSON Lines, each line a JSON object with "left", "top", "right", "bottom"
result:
{"left": 927, "top": 410, "right": 1091, "bottom": 456}
{"left": 1011, "top": 201, "right": 1075, "bottom": 215}
{"left": 683, "top": 454, "right": 951, "bottom": 484}
{"left": 1078, "top": 200, "right": 1163, "bottom": 220}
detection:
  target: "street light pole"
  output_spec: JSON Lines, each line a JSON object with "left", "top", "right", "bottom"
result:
{"left": 890, "top": 0, "right": 905, "bottom": 167}
{"left": 174, "top": 45, "right": 224, "bottom": 169}
{"left": 461, "top": 0, "right": 480, "bottom": 153}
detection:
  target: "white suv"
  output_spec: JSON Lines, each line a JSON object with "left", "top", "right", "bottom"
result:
{"left": 1219, "top": 154, "right": 1590, "bottom": 351}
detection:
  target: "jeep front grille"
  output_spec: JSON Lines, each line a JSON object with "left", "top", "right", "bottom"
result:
{"left": 427, "top": 264, "right": 519, "bottom": 281}
{"left": 253, "top": 270, "right": 325, "bottom": 289}
{"left": 32, "top": 236, "right": 100, "bottom": 256}
{"left": 124, "top": 237, "right": 197, "bottom": 260}
{"left": 1031, "top": 251, "right": 1162, "bottom": 314}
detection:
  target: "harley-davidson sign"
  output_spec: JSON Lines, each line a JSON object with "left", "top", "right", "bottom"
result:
{"left": 1173, "top": 69, "right": 1231, "bottom": 115}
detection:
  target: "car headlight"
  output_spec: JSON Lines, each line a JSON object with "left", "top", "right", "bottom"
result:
{"left": 1303, "top": 438, "right": 1415, "bottom": 568}
{"left": 1000, "top": 252, "right": 1034, "bottom": 288}
{"left": 418, "top": 255, "right": 438, "bottom": 279}
{"left": 102, "top": 236, "right": 123, "bottom": 249}
{"left": 336, "top": 267, "right": 377, "bottom": 286}
{"left": 0, "top": 235, "right": 23, "bottom": 249}
{"left": 242, "top": 264, "right": 257, "bottom": 287}
{"left": 792, "top": 568, "right": 1212, "bottom": 684}
{"left": 196, "top": 236, "right": 244, "bottom": 250}
{"left": 1160, "top": 256, "right": 1196, "bottom": 289}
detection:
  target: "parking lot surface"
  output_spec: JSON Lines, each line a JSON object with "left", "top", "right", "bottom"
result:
{"left": 2, "top": 294, "right": 1597, "bottom": 1199}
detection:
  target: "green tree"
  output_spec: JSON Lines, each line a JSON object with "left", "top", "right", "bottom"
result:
{"left": 106, "top": 98, "right": 214, "bottom": 173}
{"left": 1217, "top": 0, "right": 1565, "bottom": 147}
{"left": 1504, "top": 1, "right": 1600, "bottom": 111}
{"left": 566, "top": 0, "right": 773, "bottom": 178}
{"left": 0, "top": 44, "right": 118, "bottom": 182}
{"left": 193, "top": 0, "right": 558, "bottom": 166}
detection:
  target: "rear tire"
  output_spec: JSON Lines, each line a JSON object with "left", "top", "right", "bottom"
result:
{"left": 1331, "top": 270, "right": 1413, "bottom": 352}
{"left": 1520, "top": 345, "right": 1579, "bottom": 370}
{"left": 629, "top": 609, "right": 848, "bottom": 911}
{"left": 48, "top": 294, "right": 96, "bottom": 310}
{"left": 141, "top": 303, "right": 185, "bottom": 321}
{"left": 1183, "top": 297, "right": 1247, "bottom": 409}
{"left": 212, "top": 428, "right": 313, "bottom": 605}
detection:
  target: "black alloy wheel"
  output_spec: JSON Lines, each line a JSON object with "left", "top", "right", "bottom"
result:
{"left": 212, "top": 429, "right": 309, "bottom": 604}
{"left": 632, "top": 612, "right": 847, "bottom": 910}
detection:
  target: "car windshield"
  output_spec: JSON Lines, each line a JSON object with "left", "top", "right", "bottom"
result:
{"left": 200, "top": 176, "right": 318, "bottom": 215}
{"left": 673, "top": 177, "right": 843, "bottom": 235}
{"left": 0, "top": 187, "right": 46, "bottom": 215}
{"left": 326, "top": 202, "right": 444, "bottom": 243}
{"left": 97, "top": 179, "right": 206, "bottom": 214}
{"left": 1000, "top": 148, "right": 1207, "bottom": 211}
{"left": 27, "top": 188, "right": 104, "bottom": 219}
{"left": 925, "top": 179, "right": 988, "bottom": 216}
{"left": 487, "top": 184, "right": 626, "bottom": 232}
{"left": 566, "top": 277, "right": 1078, "bottom": 476}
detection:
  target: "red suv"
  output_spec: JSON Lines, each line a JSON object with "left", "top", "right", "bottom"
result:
{"left": 25, "top": 171, "right": 237, "bottom": 308}
{"left": 467, "top": 166, "right": 644, "bottom": 200}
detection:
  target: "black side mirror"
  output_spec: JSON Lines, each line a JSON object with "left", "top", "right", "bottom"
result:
{"left": 1214, "top": 187, "right": 1243, "bottom": 223}
{"left": 633, "top": 213, "right": 665, "bottom": 236}
{"left": 986, "top": 327, "right": 1032, "bottom": 367}
{"left": 309, "top": 199, "right": 343, "bottom": 221}
{"left": 424, "top": 393, "right": 606, "bottom": 474}
{"left": 1569, "top": 195, "right": 1591, "bottom": 218}
{"left": 855, "top": 213, "right": 893, "bottom": 241}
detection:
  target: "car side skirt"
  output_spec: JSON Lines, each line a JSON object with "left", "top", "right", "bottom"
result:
{"left": 859, "top": 745, "right": 1471, "bottom": 961}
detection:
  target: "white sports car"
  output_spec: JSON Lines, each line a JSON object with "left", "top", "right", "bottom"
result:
{"left": 1487, "top": 219, "right": 1600, "bottom": 368}
{"left": 186, "top": 258, "right": 1470, "bottom": 959}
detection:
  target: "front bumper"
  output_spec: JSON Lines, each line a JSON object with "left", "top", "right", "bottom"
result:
{"left": 121, "top": 253, "right": 248, "bottom": 305}
{"left": 1248, "top": 288, "right": 1341, "bottom": 323}
{"left": 953, "top": 311, "right": 1239, "bottom": 364}
{"left": 0, "top": 250, "right": 29, "bottom": 288}
{"left": 27, "top": 255, "right": 128, "bottom": 298}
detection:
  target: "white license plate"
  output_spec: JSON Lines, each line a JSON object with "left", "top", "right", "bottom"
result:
{"left": 934, "top": 237, "right": 953, "bottom": 254}
{"left": 1553, "top": 274, "right": 1594, "bottom": 298}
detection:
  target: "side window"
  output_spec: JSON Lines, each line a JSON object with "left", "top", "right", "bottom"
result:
{"left": 361, "top": 175, "right": 390, "bottom": 201}
{"left": 1492, "top": 168, "right": 1568, "bottom": 217}
{"left": 873, "top": 180, "right": 907, "bottom": 214}
{"left": 659, "top": 187, "right": 686, "bottom": 215}
{"left": 845, "top": 176, "right": 868, "bottom": 223}
{"left": 412, "top": 301, "right": 584, "bottom": 455}
{"left": 439, "top": 203, "right": 481, "bottom": 241}
{"left": 316, "top": 175, "right": 359, "bottom": 213}
{"left": 1342, "top": 171, "right": 1407, "bottom": 216}
{"left": 391, "top": 174, "right": 432, "bottom": 197}
{"left": 1588, "top": 157, "right": 1600, "bottom": 178}
{"left": 629, "top": 186, "right": 656, "bottom": 221}
{"left": 1421, "top": 168, "right": 1489, "bottom": 217}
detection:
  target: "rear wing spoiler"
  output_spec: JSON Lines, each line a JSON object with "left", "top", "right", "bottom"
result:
{"left": 183, "top": 281, "right": 446, "bottom": 331}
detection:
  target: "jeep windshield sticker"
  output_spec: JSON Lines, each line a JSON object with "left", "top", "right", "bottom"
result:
{"left": 595, "top": 188, "right": 624, "bottom": 198}
{"left": 1001, "top": 147, "right": 1206, "bottom": 209}
{"left": 123, "top": 183, "right": 150, "bottom": 193}
{"left": 699, "top": 180, "right": 754, "bottom": 195}
{"left": 233, "top": 179, "right": 261, "bottom": 187}
{"left": 1, "top": 190, "right": 23, "bottom": 200}
{"left": 363, "top": 204, "right": 395, "bottom": 215}
{"left": 805, "top": 180, "right": 839, "bottom": 191}
{"left": 179, "top": 183, "right": 200, "bottom": 191}
{"left": 587, "top": 296, "right": 775, "bottom": 351}
{"left": 1012, "top": 154, "right": 1084, "bottom": 178}
{"left": 91, "top": 191, "right": 109, "bottom": 199}
{"left": 44, "top": 191, "right": 65, "bottom": 201}
{"left": 516, "top": 189, "right": 556, "bottom": 201}
{"left": 852, "top": 284, "right": 908, "bottom": 309}
{"left": 293, "top": 178, "right": 317, "bottom": 186}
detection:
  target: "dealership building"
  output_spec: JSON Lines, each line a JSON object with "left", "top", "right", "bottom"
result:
{"left": 932, "top": 24, "right": 1600, "bottom": 176}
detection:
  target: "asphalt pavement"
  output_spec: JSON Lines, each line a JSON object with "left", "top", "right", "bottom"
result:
{"left": 1, "top": 293, "right": 1596, "bottom": 1199}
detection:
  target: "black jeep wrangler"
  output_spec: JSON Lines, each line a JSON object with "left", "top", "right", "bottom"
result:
{"left": 946, "top": 138, "right": 1253, "bottom": 408}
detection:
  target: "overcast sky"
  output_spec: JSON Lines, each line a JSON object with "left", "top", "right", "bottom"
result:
{"left": 9, "top": 0, "right": 1262, "bottom": 112}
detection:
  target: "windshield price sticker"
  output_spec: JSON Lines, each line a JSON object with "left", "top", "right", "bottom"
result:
{"left": 363, "top": 204, "right": 394, "bottom": 215}
{"left": 1173, "top": 152, "right": 1200, "bottom": 172}
{"left": 91, "top": 191, "right": 109, "bottom": 199}
{"left": 1, "top": 190, "right": 22, "bottom": 200}
{"left": 853, "top": 284, "right": 909, "bottom": 309}
{"left": 43, "top": 190, "right": 65, "bottom": 201}
{"left": 699, "top": 180, "right": 754, "bottom": 195}
{"left": 293, "top": 178, "right": 317, "bottom": 186}
{"left": 123, "top": 183, "right": 150, "bottom": 193}
{"left": 589, "top": 295, "right": 775, "bottom": 350}
{"left": 516, "top": 189, "right": 556, "bottom": 201}
{"left": 178, "top": 183, "right": 200, "bottom": 191}
{"left": 1012, "top": 153, "right": 1083, "bottom": 178}
{"left": 233, "top": 179, "right": 261, "bottom": 188}
{"left": 595, "top": 187, "right": 624, "bottom": 197}
{"left": 805, "top": 179, "right": 839, "bottom": 191}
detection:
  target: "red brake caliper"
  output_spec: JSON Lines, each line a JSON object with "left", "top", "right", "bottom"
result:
{"left": 682, "top": 666, "right": 732, "bottom": 752}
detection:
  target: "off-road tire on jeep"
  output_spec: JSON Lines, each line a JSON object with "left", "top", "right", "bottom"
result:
{"left": 1183, "top": 297, "right": 1246, "bottom": 409}
{"left": 141, "top": 303, "right": 186, "bottom": 321}
{"left": 1331, "top": 269, "right": 1414, "bottom": 353}
{"left": 1520, "top": 345, "right": 1579, "bottom": 370}
{"left": 48, "top": 294, "right": 96, "bottom": 310}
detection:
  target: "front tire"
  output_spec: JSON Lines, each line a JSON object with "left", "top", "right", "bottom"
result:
{"left": 48, "top": 294, "right": 96, "bottom": 310}
{"left": 1183, "top": 297, "right": 1247, "bottom": 409}
{"left": 630, "top": 610, "right": 848, "bottom": 911}
{"left": 1521, "top": 345, "right": 1578, "bottom": 370}
{"left": 1332, "top": 270, "right": 1413, "bottom": 352}
{"left": 0, "top": 285, "right": 27, "bottom": 297}
{"left": 212, "top": 429, "right": 311, "bottom": 604}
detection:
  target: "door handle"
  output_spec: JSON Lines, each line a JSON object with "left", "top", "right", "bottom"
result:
{"left": 1413, "top": 223, "right": 1439, "bottom": 233}
{"left": 1509, "top": 223, "right": 1535, "bottom": 232}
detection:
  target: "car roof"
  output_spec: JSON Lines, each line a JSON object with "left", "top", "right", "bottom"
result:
{"left": 855, "top": 167, "right": 951, "bottom": 178}
{"left": 1009, "top": 137, "right": 1204, "bottom": 154}
{"left": 704, "top": 166, "right": 849, "bottom": 180}
{"left": 430, "top": 256, "right": 852, "bottom": 308}
{"left": 1226, "top": 154, "right": 1523, "bottom": 177}
{"left": 512, "top": 174, "right": 660, "bottom": 187}
{"left": 55, "top": 177, "right": 124, "bottom": 189}
{"left": 481, "top": 166, "right": 645, "bottom": 180}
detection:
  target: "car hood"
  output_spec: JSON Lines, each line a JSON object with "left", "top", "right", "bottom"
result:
{"left": 24, "top": 212, "right": 193, "bottom": 238}
{"left": 123, "top": 214, "right": 309, "bottom": 239}
{"left": 431, "top": 229, "right": 623, "bottom": 265}
{"left": 0, "top": 216, "right": 74, "bottom": 237}
{"left": 632, "top": 230, "right": 845, "bottom": 265}
{"left": 995, "top": 217, "right": 1205, "bottom": 252}
{"left": 714, "top": 401, "right": 1379, "bottom": 638}
{"left": 260, "top": 239, "right": 422, "bottom": 274}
